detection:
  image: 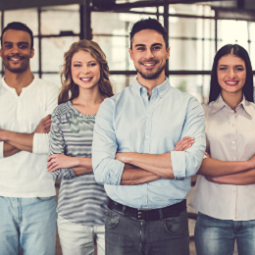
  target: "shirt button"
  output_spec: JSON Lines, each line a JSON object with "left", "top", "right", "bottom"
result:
{"left": 143, "top": 195, "right": 146, "bottom": 197}
{"left": 147, "top": 115, "right": 150, "bottom": 118}
{"left": 146, "top": 135, "right": 149, "bottom": 139}
{"left": 232, "top": 124, "right": 235, "bottom": 127}
{"left": 232, "top": 141, "right": 235, "bottom": 144}
{"left": 233, "top": 158, "right": 236, "bottom": 160}
{"left": 160, "top": 93, "right": 162, "bottom": 96}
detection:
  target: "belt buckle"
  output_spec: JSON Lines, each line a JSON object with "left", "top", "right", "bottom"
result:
{"left": 137, "top": 208, "right": 151, "bottom": 220}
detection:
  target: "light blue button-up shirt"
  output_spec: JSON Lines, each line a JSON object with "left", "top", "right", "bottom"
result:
{"left": 92, "top": 78, "right": 206, "bottom": 209}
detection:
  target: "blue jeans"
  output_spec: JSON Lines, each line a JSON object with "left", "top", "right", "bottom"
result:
{"left": 195, "top": 212, "right": 255, "bottom": 255}
{"left": 105, "top": 208, "right": 189, "bottom": 255}
{"left": 0, "top": 196, "right": 57, "bottom": 255}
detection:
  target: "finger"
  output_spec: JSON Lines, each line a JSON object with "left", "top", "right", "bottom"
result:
{"left": 48, "top": 163, "right": 58, "bottom": 172}
{"left": 177, "top": 139, "right": 194, "bottom": 151}
{"left": 43, "top": 115, "right": 51, "bottom": 121}
{"left": 47, "top": 155, "right": 55, "bottom": 162}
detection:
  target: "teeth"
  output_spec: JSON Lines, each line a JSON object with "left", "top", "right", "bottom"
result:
{"left": 226, "top": 81, "right": 237, "bottom": 85}
{"left": 81, "top": 78, "right": 92, "bottom": 81}
{"left": 11, "top": 58, "right": 20, "bottom": 61}
{"left": 144, "top": 63, "right": 154, "bottom": 66}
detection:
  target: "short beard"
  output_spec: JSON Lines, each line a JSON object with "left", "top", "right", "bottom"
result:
{"left": 136, "top": 61, "right": 166, "bottom": 80}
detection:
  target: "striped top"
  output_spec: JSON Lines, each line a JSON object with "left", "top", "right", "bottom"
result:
{"left": 49, "top": 101, "right": 108, "bottom": 226}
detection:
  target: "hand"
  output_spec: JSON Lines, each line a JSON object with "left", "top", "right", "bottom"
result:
{"left": 204, "top": 151, "right": 211, "bottom": 158}
{"left": 34, "top": 115, "right": 51, "bottom": 133}
{"left": 206, "top": 175, "right": 221, "bottom": 183}
{"left": 47, "top": 154, "right": 78, "bottom": 172}
{"left": 248, "top": 155, "right": 255, "bottom": 169}
{"left": 0, "top": 128, "right": 8, "bottom": 142}
{"left": 174, "top": 136, "right": 194, "bottom": 151}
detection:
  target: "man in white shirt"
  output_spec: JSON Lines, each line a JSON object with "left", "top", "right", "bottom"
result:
{"left": 0, "top": 22, "right": 59, "bottom": 255}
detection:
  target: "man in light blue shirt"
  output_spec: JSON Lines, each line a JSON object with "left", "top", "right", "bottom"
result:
{"left": 92, "top": 18, "right": 206, "bottom": 255}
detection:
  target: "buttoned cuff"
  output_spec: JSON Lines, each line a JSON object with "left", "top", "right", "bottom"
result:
{"left": 171, "top": 151, "right": 186, "bottom": 180}
{"left": 33, "top": 133, "right": 49, "bottom": 154}
{"left": 0, "top": 141, "right": 4, "bottom": 158}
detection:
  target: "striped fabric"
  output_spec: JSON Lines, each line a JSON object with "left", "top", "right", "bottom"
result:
{"left": 49, "top": 101, "right": 108, "bottom": 226}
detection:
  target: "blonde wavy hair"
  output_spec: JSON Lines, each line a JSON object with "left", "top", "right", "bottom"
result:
{"left": 58, "top": 39, "right": 113, "bottom": 104}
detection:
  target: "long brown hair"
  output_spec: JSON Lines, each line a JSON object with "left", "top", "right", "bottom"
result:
{"left": 58, "top": 39, "right": 113, "bottom": 104}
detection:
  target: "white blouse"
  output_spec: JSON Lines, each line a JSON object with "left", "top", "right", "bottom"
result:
{"left": 190, "top": 95, "right": 255, "bottom": 221}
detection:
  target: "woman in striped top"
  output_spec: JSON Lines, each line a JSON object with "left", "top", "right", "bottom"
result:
{"left": 47, "top": 40, "right": 113, "bottom": 255}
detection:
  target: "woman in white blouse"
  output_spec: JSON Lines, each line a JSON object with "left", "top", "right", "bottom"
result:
{"left": 190, "top": 44, "right": 255, "bottom": 255}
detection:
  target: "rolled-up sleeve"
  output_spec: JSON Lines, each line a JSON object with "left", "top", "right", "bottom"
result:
{"left": 171, "top": 97, "right": 206, "bottom": 179}
{"left": 92, "top": 99, "right": 124, "bottom": 185}
{"left": 0, "top": 141, "right": 3, "bottom": 159}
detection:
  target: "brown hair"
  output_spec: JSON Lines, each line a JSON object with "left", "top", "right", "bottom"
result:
{"left": 58, "top": 39, "right": 113, "bottom": 104}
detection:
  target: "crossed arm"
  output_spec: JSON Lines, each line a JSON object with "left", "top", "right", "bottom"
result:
{"left": 198, "top": 152, "right": 255, "bottom": 185}
{"left": 118, "top": 136, "right": 194, "bottom": 185}
{"left": 0, "top": 115, "right": 51, "bottom": 158}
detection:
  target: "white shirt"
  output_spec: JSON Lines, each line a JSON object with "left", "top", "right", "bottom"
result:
{"left": 0, "top": 77, "right": 59, "bottom": 197}
{"left": 190, "top": 95, "right": 255, "bottom": 221}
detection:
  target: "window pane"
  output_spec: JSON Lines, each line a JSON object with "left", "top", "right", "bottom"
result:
{"left": 92, "top": 12, "right": 157, "bottom": 35}
{"left": 169, "top": 75, "right": 210, "bottom": 103}
{"left": 169, "top": 4, "right": 214, "bottom": 17}
{"left": 31, "top": 38, "right": 39, "bottom": 72}
{"left": 41, "top": 36, "right": 79, "bottom": 72}
{"left": 110, "top": 75, "right": 136, "bottom": 94}
{"left": 169, "top": 17, "right": 214, "bottom": 39}
{"left": 41, "top": 5, "right": 80, "bottom": 35}
{"left": 4, "top": 8, "right": 38, "bottom": 35}
{"left": 217, "top": 20, "right": 249, "bottom": 51}
{"left": 41, "top": 74, "right": 61, "bottom": 88}
{"left": 93, "top": 35, "right": 134, "bottom": 71}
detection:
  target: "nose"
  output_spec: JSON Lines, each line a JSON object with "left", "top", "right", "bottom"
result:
{"left": 228, "top": 68, "right": 236, "bottom": 79}
{"left": 82, "top": 65, "right": 90, "bottom": 74}
{"left": 10, "top": 45, "right": 20, "bottom": 54}
{"left": 144, "top": 48, "right": 154, "bottom": 60}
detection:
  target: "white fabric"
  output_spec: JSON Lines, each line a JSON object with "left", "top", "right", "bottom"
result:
{"left": 0, "top": 77, "right": 59, "bottom": 197}
{"left": 0, "top": 141, "right": 3, "bottom": 158}
{"left": 57, "top": 215, "right": 105, "bottom": 255}
{"left": 190, "top": 95, "right": 255, "bottom": 221}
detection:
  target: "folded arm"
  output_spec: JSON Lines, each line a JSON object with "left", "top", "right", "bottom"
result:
{"left": 206, "top": 168, "right": 255, "bottom": 185}
{"left": 0, "top": 115, "right": 52, "bottom": 157}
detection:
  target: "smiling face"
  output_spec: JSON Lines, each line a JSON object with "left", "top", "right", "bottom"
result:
{"left": 217, "top": 54, "right": 246, "bottom": 96}
{"left": 71, "top": 50, "right": 101, "bottom": 91}
{"left": 0, "top": 29, "right": 34, "bottom": 74}
{"left": 129, "top": 29, "right": 170, "bottom": 83}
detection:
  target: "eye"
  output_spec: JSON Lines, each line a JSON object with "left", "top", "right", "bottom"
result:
{"left": 4, "top": 44, "right": 12, "bottom": 49}
{"left": 236, "top": 67, "right": 244, "bottom": 71}
{"left": 89, "top": 63, "right": 97, "bottom": 67}
{"left": 73, "top": 64, "right": 81, "bottom": 67}
{"left": 219, "top": 67, "right": 227, "bottom": 71}
{"left": 137, "top": 47, "right": 145, "bottom": 51}
{"left": 152, "top": 46, "right": 161, "bottom": 50}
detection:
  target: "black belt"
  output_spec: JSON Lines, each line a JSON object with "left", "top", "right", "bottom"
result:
{"left": 108, "top": 199, "right": 186, "bottom": 221}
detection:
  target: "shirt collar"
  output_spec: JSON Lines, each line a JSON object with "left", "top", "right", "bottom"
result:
{"left": 133, "top": 77, "right": 170, "bottom": 98}
{"left": 210, "top": 94, "right": 253, "bottom": 117}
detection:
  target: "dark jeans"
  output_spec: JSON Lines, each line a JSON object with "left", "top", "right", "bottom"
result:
{"left": 105, "top": 208, "right": 189, "bottom": 255}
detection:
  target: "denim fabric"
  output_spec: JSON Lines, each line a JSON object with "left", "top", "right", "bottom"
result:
{"left": 0, "top": 196, "right": 57, "bottom": 255}
{"left": 105, "top": 208, "right": 189, "bottom": 255}
{"left": 57, "top": 215, "right": 105, "bottom": 255}
{"left": 195, "top": 212, "right": 255, "bottom": 255}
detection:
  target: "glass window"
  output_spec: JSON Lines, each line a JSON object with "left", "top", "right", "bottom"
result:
{"left": 217, "top": 20, "right": 249, "bottom": 51}
{"left": 30, "top": 38, "right": 39, "bottom": 72}
{"left": 93, "top": 35, "right": 134, "bottom": 71}
{"left": 41, "top": 36, "right": 79, "bottom": 72}
{"left": 110, "top": 74, "right": 136, "bottom": 94}
{"left": 42, "top": 74, "right": 62, "bottom": 88}
{"left": 169, "top": 75, "right": 211, "bottom": 103}
{"left": 4, "top": 8, "right": 38, "bottom": 35}
{"left": 169, "top": 4, "right": 214, "bottom": 17}
{"left": 41, "top": 5, "right": 80, "bottom": 35}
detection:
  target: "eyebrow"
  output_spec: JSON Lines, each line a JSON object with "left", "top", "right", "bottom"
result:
{"left": 134, "top": 43, "right": 163, "bottom": 48}
{"left": 4, "top": 41, "right": 29, "bottom": 45}
{"left": 219, "top": 64, "right": 244, "bottom": 67}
